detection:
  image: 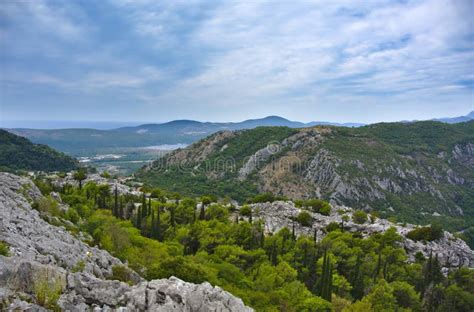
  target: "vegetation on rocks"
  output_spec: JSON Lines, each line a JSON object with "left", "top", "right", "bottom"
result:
{"left": 31, "top": 177, "right": 474, "bottom": 311}
{"left": 0, "top": 241, "right": 9, "bottom": 257}
{"left": 407, "top": 224, "right": 444, "bottom": 242}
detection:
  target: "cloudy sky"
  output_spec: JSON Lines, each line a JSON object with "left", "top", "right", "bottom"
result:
{"left": 1, "top": 0, "right": 473, "bottom": 125}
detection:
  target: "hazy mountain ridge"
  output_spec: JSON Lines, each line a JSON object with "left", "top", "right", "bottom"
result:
{"left": 5, "top": 113, "right": 471, "bottom": 156}
{"left": 139, "top": 120, "right": 474, "bottom": 232}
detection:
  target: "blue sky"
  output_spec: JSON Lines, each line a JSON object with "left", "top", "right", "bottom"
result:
{"left": 0, "top": 0, "right": 473, "bottom": 125}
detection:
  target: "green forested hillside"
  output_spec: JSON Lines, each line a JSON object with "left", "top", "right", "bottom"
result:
{"left": 0, "top": 130, "right": 78, "bottom": 172}
{"left": 138, "top": 121, "right": 474, "bottom": 236}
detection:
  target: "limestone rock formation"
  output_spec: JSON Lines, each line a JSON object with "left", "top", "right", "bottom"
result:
{"left": 248, "top": 201, "right": 474, "bottom": 268}
{"left": 0, "top": 172, "right": 252, "bottom": 311}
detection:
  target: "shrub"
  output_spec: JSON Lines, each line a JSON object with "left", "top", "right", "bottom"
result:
{"left": 0, "top": 241, "right": 10, "bottom": 256}
{"left": 240, "top": 205, "right": 252, "bottom": 217}
{"left": 352, "top": 211, "right": 367, "bottom": 224}
{"left": 250, "top": 193, "right": 275, "bottom": 203}
{"left": 326, "top": 222, "right": 341, "bottom": 232}
{"left": 34, "top": 270, "right": 63, "bottom": 311}
{"left": 32, "top": 197, "right": 62, "bottom": 217}
{"left": 71, "top": 260, "right": 85, "bottom": 273}
{"left": 303, "top": 199, "right": 331, "bottom": 215}
{"left": 111, "top": 265, "right": 134, "bottom": 284}
{"left": 297, "top": 211, "right": 312, "bottom": 227}
{"left": 406, "top": 224, "right": 443, "bottom": 242}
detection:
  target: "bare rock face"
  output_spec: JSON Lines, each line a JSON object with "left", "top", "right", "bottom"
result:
{"left": 452, "top": 143, "right": 474, "bottom": 168}
{"left": 0, "top": 172, "right": 252, "bottom": 312}
{"left": 249, "top": 201, "right": 474, "bottom": 268}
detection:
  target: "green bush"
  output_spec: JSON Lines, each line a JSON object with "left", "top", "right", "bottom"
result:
{"left": 326, "top": 222, "right": 341, "bottom": 232}
{"left": 110, "top": 265, "right": 134, "bottom": 284}
{"left": 250, "top": 193, "right": 275, "bottom": 203}
{"left": 34, "top": 270, "right": 63, "bottom": 311}
{"left": 71, "top": 260, "right": 85, "bottom": 273}
{"left": 32, "top": 197, "right": 62, "bottom": 217}
{"left": 240, "top": 205, "right": 252, "bottom": 217}
{"left": 297, "top": 211, "right": 312, "bottom": 227}
{"left": 0, "top": 241, "right": 10, "bottom": 256}
{"left": 407, "top": 223, "right": 443, "bottom": 242}
{"left": 352, "top": 211, "right": 368, "bottom": 224}
{"left": 303, "top": 199, "right": 331, "bottom": 216}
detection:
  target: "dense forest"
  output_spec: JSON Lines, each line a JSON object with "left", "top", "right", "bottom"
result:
{"left": 0, "top": 130, "right": 78, "bottom": 172}
{"left": 32, "top": 177, "right": 474, "bottom": 311}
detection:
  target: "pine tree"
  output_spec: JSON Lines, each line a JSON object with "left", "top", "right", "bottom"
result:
{"left": 148, "top": 197, "right": 152, "bottom": 216}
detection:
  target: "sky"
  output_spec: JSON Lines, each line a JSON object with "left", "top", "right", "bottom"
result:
{"left": 0, "top": 0, "right": 473, "bottom": 126}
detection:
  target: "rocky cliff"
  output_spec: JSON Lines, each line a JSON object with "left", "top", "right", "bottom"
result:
{"left": 0, "top": 172, "right": 252, "bottom": 311}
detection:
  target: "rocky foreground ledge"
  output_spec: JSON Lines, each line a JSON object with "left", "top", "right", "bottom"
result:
{"left": 0, "top": 172, "right": 252, "bottom": 312}
{"left": 250, "top": 201, "right": 474, "bottom": 269}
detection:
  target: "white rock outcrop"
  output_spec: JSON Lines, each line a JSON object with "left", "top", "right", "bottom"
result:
{"left": 249, "top": 201, "right": 474, "bottom": 268}
{"left": 0, "top": 172, "right": 252, "bottom": 311}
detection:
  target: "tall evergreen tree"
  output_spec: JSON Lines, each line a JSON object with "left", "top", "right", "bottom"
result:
{"left": 199, "top": 203, "right": 206, "bottom": 220}
{"left": 119, "top": 197, "right": 123, "bottom": 219}
{"left": 148, "top": 197, "right": 152, "bottom": 216}
{"left": 136, "top": 206, "right": 142, "bottom": 230}
{"left": 113, "top": 186, "right": 118, "bottom": 217}
{"left": 170, "top": 206, "right": 176, "bottom": 227}
{"left": 141, "top": 193, "right": 147, "bottom": 218}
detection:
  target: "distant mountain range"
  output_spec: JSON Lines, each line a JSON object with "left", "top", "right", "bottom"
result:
{"left": 4, "top": 112, "right": 473, "bottom": 155}
{"left": 433, "top": 111, "right": 474, "bottom": 124}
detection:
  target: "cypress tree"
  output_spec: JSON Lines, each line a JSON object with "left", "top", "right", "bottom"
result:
{"left": 148, "top": 197, "right": 152, "bottom": 216}
{"left": 271, "top": 240, "right": 278, "bottom": 265}
{"left": 136, "top": 206, "right": 142, "bottom": 230}
{"left": 248, "top": 209, "right": 252, "bottom": 224}
{"left": 292, "top": 222, "right": 296, "bottom": 241}
{"left": 351, "top": 254, "right": 364, "bottom": 300}
{"left": 114, "top": 186, "right": 118, "bottom": 217}
{"left": 199, "top": 204, "right": 205, "bottom": 220}
{"left": 319, "top": 252, "right": 332, "bottom": 302}
{"left": 156, "top": 206, "right": 161, "bottom": 241}
{"left": 141, "top": 194, "right": 147, "bottom": 218}
{"left": 150, "top": 206, "right": 155, "bottom": 238}
{"left": 119, "top": 197, "right": 123, "bottom": 219}
{"left": 170, "top": 206, "right": 176, "bottom": 227}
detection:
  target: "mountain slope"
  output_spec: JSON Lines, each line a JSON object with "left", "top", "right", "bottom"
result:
{"left": 0, "top": 172, "right": 251, "bottom": 311}
{"left": 0, "top": 129, "right": 78, "bottom": 172}
{"left": 138, "top": 121, "right": 474, "bottom": 230}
